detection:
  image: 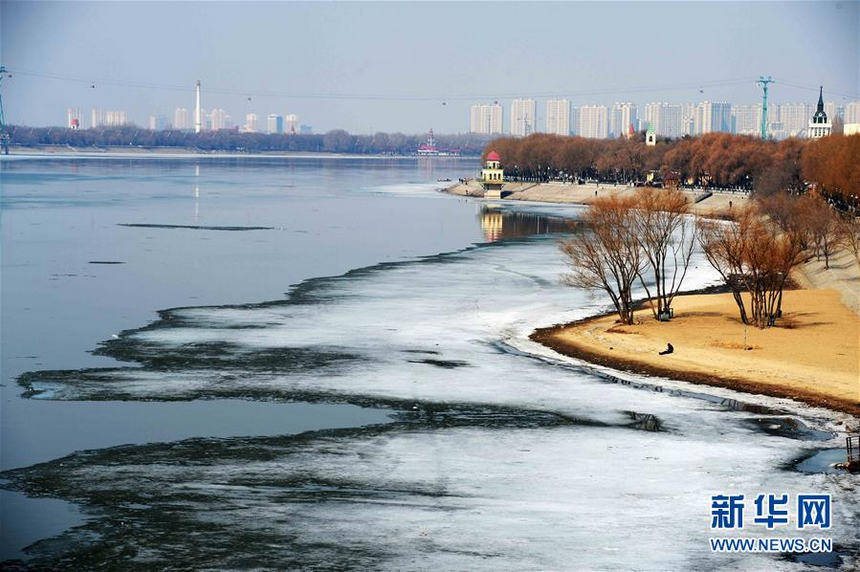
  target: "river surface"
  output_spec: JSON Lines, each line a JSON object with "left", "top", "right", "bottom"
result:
{"left": 1, "top": 156, "right": 857, "bottom": 570}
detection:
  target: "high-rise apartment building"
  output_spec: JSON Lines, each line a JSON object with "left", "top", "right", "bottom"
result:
{"left": 174, "top": 108, "right": 189, "bottom": 130}
{"left": 244, "top": 113, "right": 259, "bottom": 133}
{"left": 147, "top": 115, "right": 167, "bottom": 131}
{"left": 91, "top": 109, "right": 128, "bottom": 128}
{"left": 210, "top": 108, "right": 228, "bottom": 131}
{"left": 107, "top": 110, "right": 128, "bottom": 126}
{"left": 731, "top": 105, "right": 759, "bottom": 135}
{"left": 609, "top": 103, "right": 638, "bottom": 138}
{"left": 844, "top": 101, "right": 860, "bottom": 124}
{"left": 570, "top": 107, "right": 580, "bottom": 135}
{"left": 696, "top": 101, "right": 732, "bottom": 134}
{"left": 577, "top": 106, "right": 608, "bottom": 138}
{"left": 681, "top": 103, "right": 697, "bottom": 136}
{"left": 67, "top": 108, "right": 82, "bottom": 129}
{"left": 777, "top": 103, "right": 810, "bottom": 138}
{"left": 268, "top": 114, "right": 284, "bottom": 134}
{"left": 285, "top": 114, "right": 299, "bottom": 134}
{"left": 644, "top": 103, "right": 684, "bottom": 138}
{"left": 470, "top": 103, "right": 504, "bottom": 135}
{"left": 510, "top": 98, "right": 536, "bottom": 137}
{"left": 730, "top": 104, "right": 776, "bottom": 136}
{"left": 545, "top": 99, "right": 570, "bottom": 136}
{"left": 823, "top": 102, "right": 843, "bottom": 123}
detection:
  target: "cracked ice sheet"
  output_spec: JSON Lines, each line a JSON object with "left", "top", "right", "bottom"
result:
{"left": 11, "top": 233, "right": 860, "bottom": 568}
{"left": 22, "top": 237, "right": 718, "bottom": 418}
{"left": 2, "top": 424, "right": 858, "bottom": 570}
{"left": 19, "top": 235, "right": 854, "bottom": 431}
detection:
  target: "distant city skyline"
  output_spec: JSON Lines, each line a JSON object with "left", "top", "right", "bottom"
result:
{"left": 4, "top": 2, "right": 856, "bottom": 133}
{"left": 465, "top": 97, "right": 851, "bottom": 139}
{"left": 67, "top": 93, "right": 855, "bottom": 141}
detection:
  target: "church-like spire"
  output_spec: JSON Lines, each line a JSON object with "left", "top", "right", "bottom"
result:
{"left": 811, "top": 86, "right": 828, "bottom": 125}
{"left": 809, "top": 86, "right": 830, "bottom": 135}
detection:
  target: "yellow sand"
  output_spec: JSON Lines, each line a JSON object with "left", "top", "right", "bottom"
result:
{"left": 548, "top": 289, "right": 859, "bottom": 411}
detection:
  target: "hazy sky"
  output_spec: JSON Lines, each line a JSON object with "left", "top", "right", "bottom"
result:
{"left": 2, "top": 1, "right": 858, "bottom": 133}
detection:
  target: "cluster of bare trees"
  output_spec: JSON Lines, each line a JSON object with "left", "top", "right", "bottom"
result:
{"left": 488, "top": 134, "right": 666, "bottom": 185}
{"left": 487, "top": 132, "right": 859, "bottom": 207}
{"left": 758, "top": 193, "right": 860, "bottom": 266}
{"left": 801, "top": 134, "right": 860, "bottom": 205}
{"left": 698, "top": 192, "right": 859, "bottom": 329}
{"left": 563, "top": 189, "right": 857, "bottom": 330}
{"left": 560, "top": 188, "right": 695, "bottom": 324}
{"left": 697, "top": 206, "right": 805, "bottom": 329}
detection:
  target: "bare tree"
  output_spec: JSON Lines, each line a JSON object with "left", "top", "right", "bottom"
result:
{"left": 697, "top": 215, "right": 750, "bottom": 324}
{"left": 804, "top": 194, "right": 842, "bottom": 268}
{"left": 560, "top": 197, "right": 644, "bottom": 324}
{"left": 698, "top": 205, "right": 806, "bottom": 329}
{"left": 740, "top": 215, "right": 806, "bottom": 328}
{"left": 632, "top": 187, "right": 696, "bottom": 319}
{"left": 758, "top": 193, "right": 810, "bottom": 239}
{"left": 837, "top": 214, "right": 860, "bottom": 261}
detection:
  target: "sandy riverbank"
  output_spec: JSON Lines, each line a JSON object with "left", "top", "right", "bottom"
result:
{"left": 532, "top": 288, "right": 860, "bottom": 417}
{"left": 447, "top": 180, "right": 747, "bottom": 216}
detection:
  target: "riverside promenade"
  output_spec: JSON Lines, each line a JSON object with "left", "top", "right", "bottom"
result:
{"left": 447, "top": 179, "right": 747, "bottom": 216}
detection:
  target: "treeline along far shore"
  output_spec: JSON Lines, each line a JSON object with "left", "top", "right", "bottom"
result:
{"left": 6, "top": 125, "right": 492, "bottom": 156}
{"left": 484, "top": 132, "right": 859, "bottom": 209}
{"left": 9, "top": 124, "right": 859, "bottom": 209}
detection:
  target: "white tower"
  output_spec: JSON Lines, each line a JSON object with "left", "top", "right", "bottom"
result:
{"left": 194, "top": 80, "right": 202, "bottom": 134}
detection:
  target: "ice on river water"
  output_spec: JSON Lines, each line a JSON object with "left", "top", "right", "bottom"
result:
{"left": 8, "top": 229, "right": 859, "bottom": 569}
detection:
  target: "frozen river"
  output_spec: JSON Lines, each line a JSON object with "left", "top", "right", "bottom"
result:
{"left": 1, "top": 156, "right": 857, "bottom": 570}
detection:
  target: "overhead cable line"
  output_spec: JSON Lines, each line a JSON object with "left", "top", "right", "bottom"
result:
{"left": 5, "top": 68, "right": 764, "bottom": 101}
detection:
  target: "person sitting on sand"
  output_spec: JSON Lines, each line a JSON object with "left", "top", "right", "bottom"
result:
{"left": 659, "top": 342, "right": 674, "bottom": 355}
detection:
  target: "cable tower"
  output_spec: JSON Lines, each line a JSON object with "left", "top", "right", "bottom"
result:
{"left": 0, "top": 65, "right": 10, "bottom": 154}
{"left": 757, "top": 76, "right": 774, "bottom": 139}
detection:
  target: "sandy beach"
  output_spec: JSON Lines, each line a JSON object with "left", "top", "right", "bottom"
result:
{"left": 532, "top": 288, "right": 860, "bottom": 417}
{"left": 447, "top": 179, "right": 747, "bottom": 216}
{"left": 458, "top": 178, "right": 860, "bottom": 417}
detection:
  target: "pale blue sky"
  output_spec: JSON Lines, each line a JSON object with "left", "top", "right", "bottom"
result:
{"left": 1, "top": 1, "right": 858, "bottom": 133}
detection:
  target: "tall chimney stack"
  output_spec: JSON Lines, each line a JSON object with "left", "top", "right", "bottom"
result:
{"left": 194, "top": 80, "right": 202, "bottom": 133}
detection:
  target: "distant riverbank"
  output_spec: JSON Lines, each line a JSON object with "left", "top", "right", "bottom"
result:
{"left": 532, "top": 288, "right": 860, "bottom": 419}
{"left": 446, "top": 179, "right": 748, "bottom": 216}
{"left": 4, "top": 145, "right": 479, "bottom": 160}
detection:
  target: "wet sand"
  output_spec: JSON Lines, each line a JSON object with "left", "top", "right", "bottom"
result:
{"left": 532, "top": 288, "right": 860, "bottom": 417}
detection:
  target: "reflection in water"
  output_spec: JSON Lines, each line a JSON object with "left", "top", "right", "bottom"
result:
{"left": 479, "top": 207, "right": 571, "bottom": 242}
{"left": 194, "top": 163, "right": 201, "bottom": 222}
{"left": 418, "top": 156, "right": 468, "bottom": 180}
